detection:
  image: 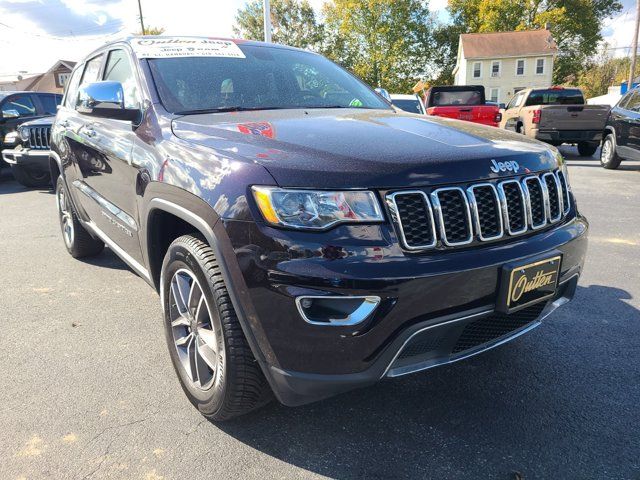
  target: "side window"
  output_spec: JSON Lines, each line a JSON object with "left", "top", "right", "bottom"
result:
{"left": 625, "top": 91, "right": 640, "bottom": 112}
{"left": 514, "top": 92, "right": 525, "bottom": 108}
{"left": 103, "top": 49, "right": 140, "bottom": 109}
{"left": 40, "top": 94, "right": 59, "bottom": 115}
{"left": 80, "top": 55, "right": 103, "bottom": 87}
{"left": 63, "top": 67, "right": 82, "bottom": 108}
{"left": 2, "top": 94, "right": 36, "bottom": 117}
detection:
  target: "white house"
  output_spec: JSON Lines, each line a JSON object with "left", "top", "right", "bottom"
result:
{"left": 453, "top": 30, "right": 558, "bottom": 105}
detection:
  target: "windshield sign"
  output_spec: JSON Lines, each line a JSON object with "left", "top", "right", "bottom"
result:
{"left": 132, "top": 37, "right": 245, "bottom": 59}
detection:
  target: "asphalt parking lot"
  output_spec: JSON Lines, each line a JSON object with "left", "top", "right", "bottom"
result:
{"left": 1, "top": 147, "right": 639, "bottom": 480}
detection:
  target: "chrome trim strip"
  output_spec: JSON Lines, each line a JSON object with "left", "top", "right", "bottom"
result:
{"left": 431, "top": 187, "right": 473, "bottom": 246}
{"left": 72, "top": 180, "right": 138, "bottom": 231}
{"left": 83, "top": 220, "right": 151, "bottom": 281}
{"left": 466, "top": 183, "right": 504, "bottom": 241}
{"left": 497, "top": 180, "right": 528, "bottom": 235}
{"left": 384, "top": 272, "right": 578, "bottom": 378}
{"left": 542, "top": 172, "right": 563, "bottom": 223}
{"left": 521, "top": 175, "right": 547, "bottom": 230}
{"left": 295, "top": 295, "right": 381, "bottom": 326}
{"left": 556, "top": 170, "right": 571, "bottom": 214}
{"left": 386, "top": 190, "right": 437, "bottom": 250}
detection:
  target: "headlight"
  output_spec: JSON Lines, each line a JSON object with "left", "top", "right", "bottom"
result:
{"left": 252, "top": 186, "right": 384, "bottom": 230}
{"left": 3, "top": 131, "right": 19, "bottom": 145}
{"left": 19, "top": 127, "right": 29, "bottom": 141}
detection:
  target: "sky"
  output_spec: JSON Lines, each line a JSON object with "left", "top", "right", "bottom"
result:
{"left": 0, "top": 0, "right": 635, "bottom": 79}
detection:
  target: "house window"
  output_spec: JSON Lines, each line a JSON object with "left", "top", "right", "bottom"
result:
{"left": 536, "top": 58, "right": 545, "bottom": 75}
{"left": 491, "top": 61, "right": 501, "bottom": 77}
{"left": 57, "top": 72, "right": 70, "bottom": 87}
{"left": 473, "top": 62, "right": 481, "bottom": 78}
{"left": 516, "top": 59, "right": 525, "bottom": 76}
{"left": 490, "top": 88, "right": 499, "bottom": 103}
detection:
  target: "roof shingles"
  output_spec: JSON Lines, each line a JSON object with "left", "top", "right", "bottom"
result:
{"left": 461, "top": 29, "right": 557, "bottom": 59}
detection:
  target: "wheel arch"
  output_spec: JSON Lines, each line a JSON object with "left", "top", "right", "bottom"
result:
{"left": 142, "top": 190, "right": 279, "bottom": 397}
{"left": 603, "top": 125, "right": 617, "bottom": 145}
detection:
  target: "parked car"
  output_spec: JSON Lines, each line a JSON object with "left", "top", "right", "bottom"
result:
{"left": 2, "top": 116, "right": 54, "bottom": 187}
{"left": 0, "top": 91, "right": 61, "bottom": 171}
{"left": 422, "top": 85, "right": 502, "bottom": 127}
{"left": 51, "top": 37, "right": 588, "bottom": 421}
{"left": 600, "top": 86, "right": 640, "bottom": 169}
{"left": 500, "top": 87, "right": 610, "bottom": 157}
{"left": 390, "top": 93, "right": 425, "bottom": 114}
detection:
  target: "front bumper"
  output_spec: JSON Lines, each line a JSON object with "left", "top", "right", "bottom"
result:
{"left": 222, "top": 212, "right": 588, "bottom": 406}
{"left": 2, "top": 147, "right": 50, "bottom": 168}
{"left": 534, "top": 130, "right": 602, "bottom": 144}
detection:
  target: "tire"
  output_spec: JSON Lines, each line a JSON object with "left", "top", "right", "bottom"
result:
{"left": 55, "top": 176, "right": 104, "bottom": 258}
{"left": 599, "top": 134, "right": 622, "bottom": 170}
{"left": 161, "top": 235, "right": 272, "bottom": 421}
{"left": 577, "top": 141, "right": 598, "bottom": 157}
{"left": 11, "top": 164, "right": 51, "bottom": 188}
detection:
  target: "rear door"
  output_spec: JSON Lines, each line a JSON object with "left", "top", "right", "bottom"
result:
{"left": 616, "top": 90, "right": 640, "bottom": 159}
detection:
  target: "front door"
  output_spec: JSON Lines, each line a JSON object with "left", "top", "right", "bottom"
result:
{"left": 501, "top": 91, "right": 525, "bottom": 132}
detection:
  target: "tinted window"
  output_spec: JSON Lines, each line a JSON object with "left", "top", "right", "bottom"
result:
{"left": 80, "top": 55, "right": 103, "bottom": 86}
{"left": 2, "top": 94, "right": 36, "bottom": 117}
{"left": 525, "top": 89, "right": 584, "bottom": 106}
{"left": 431, "top": 89, "right": 483, "bottom": 106}
{"left": 64, "top": 67, "right": 82, "bottom": 108}
{"left": 148, "top": 45, "right": 389, "bottom": 113}
{"left": 40, "top": 94, "right": 60, "bottom": 114}
{"left": 103, "top": 49, "right": 139, "bottom": 109}
{"left": 625, "top": 91, "right": 640, "bottom": 112}
{"left": 392, "top": 99, "right": 423, "bottom": 114}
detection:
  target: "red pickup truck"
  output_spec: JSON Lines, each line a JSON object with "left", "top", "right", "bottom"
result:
{"left": 423, "top": 85, "right": 502, "bottom": 127}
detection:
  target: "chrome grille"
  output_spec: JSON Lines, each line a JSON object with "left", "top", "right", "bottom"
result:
{"left": 26, "top": 126, "right": 51, "bottom": 150}
{"left": 388, "top": 169, "right": 570, "bottom": 251}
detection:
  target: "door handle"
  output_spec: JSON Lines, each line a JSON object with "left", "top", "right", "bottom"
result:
{"left": 83, "top": 126, "right": 97, "bottom": 138}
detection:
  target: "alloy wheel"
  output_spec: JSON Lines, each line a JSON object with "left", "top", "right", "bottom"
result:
{"left": 601, "top": 138, "right": 612, "bottom": 163}
{"left": 169, "top": 269, "right": 220, "bottom": 390}
{"left": 56, "top": 185, "right": 74, "bottom": 248}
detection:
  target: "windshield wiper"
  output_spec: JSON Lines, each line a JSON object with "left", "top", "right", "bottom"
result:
{"left": 175, "top": 106, "right": 289, "bottom": 115}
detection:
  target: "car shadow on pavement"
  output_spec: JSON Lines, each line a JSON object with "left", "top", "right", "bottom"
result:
{"left": 216, "top": 284, "right": 640, "bottom": 479}
{"left": 79, "top": 246, "right": 133, "bottom": 272}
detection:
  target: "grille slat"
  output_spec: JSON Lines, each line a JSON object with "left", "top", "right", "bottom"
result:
{"left": 388, "top": 169, "right": 569, "bottom": 251}
{"left": 25, "top": 126, "right": 52, "bottom": 150}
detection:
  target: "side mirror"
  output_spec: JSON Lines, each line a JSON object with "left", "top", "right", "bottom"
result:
{"left": 77, "top": 81, "right": 140, "bottom": 122}
{"left": 499, "top": 103, "right": 506, "bottom": 110}
{"left": 2, "top": 109, "right": 20, "bottom": 119}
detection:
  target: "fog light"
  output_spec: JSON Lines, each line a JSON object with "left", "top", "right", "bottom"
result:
{"left": 295, "top": 296, "right": 380, "bottom": 326}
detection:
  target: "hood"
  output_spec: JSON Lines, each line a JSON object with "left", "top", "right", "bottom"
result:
{"left": 171, "top": 108, "right": 559, "bottom": 189}
{"left": 20, "top": 116, "right": 55, "bottom": 128}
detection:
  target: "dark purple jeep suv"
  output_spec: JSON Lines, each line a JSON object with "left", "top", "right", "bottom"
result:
{"left": 50, "top": 37, "right": 588, "bottom": 420}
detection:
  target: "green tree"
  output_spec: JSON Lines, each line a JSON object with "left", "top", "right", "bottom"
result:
{"left": 135, "top": 26, "right": 165, "bottom": 35}
{"left": 577, "top": 46, "right": 632, "bottom": 98}
{"left": 446, "top": 0, "right": 623, "bottom": 83}
{"left": 233, "top": 0, "right": 324, "bottom": 50}
{"left": 322, "top": 0, "right": 435, "bottom": 92}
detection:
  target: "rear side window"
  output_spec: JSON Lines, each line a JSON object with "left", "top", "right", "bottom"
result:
{"left": 2, "top": 94, "right": 36, "bottom": 117}
{"left": 39, "top": 94, "right": 59, "bottom": 115}
{"left": 392, "top": 98, "right": 423, "bottom": 114}
{"left": 430, "top": 89, "right": 483, "bottom": 106}
{"left": 525, "top": 89, "right": 584, "bottom": 106}
{"left": 103, "top": 49, "right": 140, "bottom": 109}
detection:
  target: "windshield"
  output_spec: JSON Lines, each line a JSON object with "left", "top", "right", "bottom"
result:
{"left": 148, "top": 45, "right": 391, "bottom": 114}
{"left": 392, "top": 99, "right": 423, "bottom": 114}
{"left": 525, "top": 89, "right": 584, "bottom": 106}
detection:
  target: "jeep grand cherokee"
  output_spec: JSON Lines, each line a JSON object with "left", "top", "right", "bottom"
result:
{"left": 50, "top": 37, "right": 588, "bottom": 421}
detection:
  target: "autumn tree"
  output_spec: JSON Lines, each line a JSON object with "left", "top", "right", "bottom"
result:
{"left": 136, "top": 26, "right": 165, "bottom": 35}
{"left": 322, "top": 0, "right": 435, "bottom": 92}
{"left": 445, "top": 0, "right": 623, "bottom": 84}
{"left": 233, "top": 0, "right": 324, "bottom": 50}
{"left": 577, "top": 46, "right": 632, "bottom": 98}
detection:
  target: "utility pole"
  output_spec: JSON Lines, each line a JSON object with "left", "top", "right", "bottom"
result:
{"left": 263, "top": 0, "right": 272, "bottom": 43}
{"left": 629, "top": 0, "right": 640, "bottom": 91}
{"left": 137, "top": 0, "right": 146, "bottom": 35}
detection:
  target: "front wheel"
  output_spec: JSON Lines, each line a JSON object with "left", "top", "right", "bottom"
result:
{"left": 577, "top": 141, "right": 598, "bottom": 157}
{"left": 599, "top": 135, "right": 622, "bottom": 169}
{"left": 161, "top": 235, "right": 272, "bottom": 421}
{"left": 55, "top": 176, "right": 104, "bottom": 258}
{"left": 11, "top": 165, "right": 50, "bottom": 188}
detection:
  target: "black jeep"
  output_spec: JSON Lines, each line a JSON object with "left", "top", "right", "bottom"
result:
{"left": 2, "top": 115, "right": 54, "bottom": 187}
{"left": 50, "top": 37, "right": 588, "bottom": 420}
